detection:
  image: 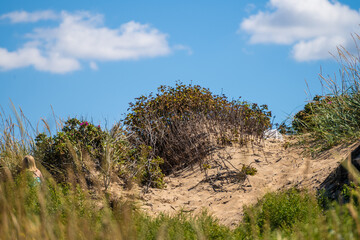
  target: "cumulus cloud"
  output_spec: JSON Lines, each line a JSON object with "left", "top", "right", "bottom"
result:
{"left": 0, "top": 11, "right": 171, "bottom": 73}
{"left": 0, "top": 10, "right": 58, "bottom": 23}
{"left": 0, "top": 47, "right": 80, "bottom": 73}
{"left": 240, "top": 0, "right": 360, "bottom": 61}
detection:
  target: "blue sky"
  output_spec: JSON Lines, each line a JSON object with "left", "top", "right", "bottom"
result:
{"left": 1, "top": 0, "right": 360, "bottom": 131}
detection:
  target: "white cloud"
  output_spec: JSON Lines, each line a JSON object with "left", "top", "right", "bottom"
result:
{"left": 240, "top": 0, "right": 360, "bottom": 61}
{"left": 89, "top": 61, "right": 98, "bottom": 70}
{"left": 0, "top": 11, "right": 172, "bottom": 73}
{"left": 0, "top": 47, "right": 80, "bottom": 73}
{"left": 173, "top": 44, "right": 193, "bottom": 55}
{"left": 0, "top": 10, "right": 58, "bottom": 23}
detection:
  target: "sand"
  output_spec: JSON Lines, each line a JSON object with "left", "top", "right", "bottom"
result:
{"left": 109, "top": 136, "right": 357, "bottom": 227}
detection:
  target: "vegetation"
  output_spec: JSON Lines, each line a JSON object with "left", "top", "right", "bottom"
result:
{"left": 33, "top": 118, "right": 167, "bottom": 189}
{"left": 2, "top": 170, "right": 360, "bottom": 240}
{"left": 1, "top": 101, "right": 360, "bottom": 240}
{"left": 34, "top": 118, "right": 109, "bottom": 182}
{"left": 125, "top": 82, "right": 271, "bottom": 174}
{"left": 240, "top": 189, "right": 321, "bottom": 236}
{"left": 292, "top": 35, "right": 360, "bottom": 149}
{"left": 3, "top": 35, "right": 360, "bottom": 238}
{"left": 292, "top": 95, "right": 331, "bottom": 133}
{"left": 0, "top": 82, "right": 271, "bottom": 187}
{"left": 241, "top": 164, "right": 257, "bottom": 176}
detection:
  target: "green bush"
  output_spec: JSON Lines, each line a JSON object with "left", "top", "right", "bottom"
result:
{"left": 125, "top": 82, "right": 271, "bottom": 174}
{"left": 34, "top": 118, "right": 165, "bottom": 188}
{"left": 240, "top": 188, "right": 321, "bottom": 236}
{"left": 292, "top": 95, "right": 329, "bottom": 133}
{"left": 34, "top": 118, "right": 109, "bottom": 182}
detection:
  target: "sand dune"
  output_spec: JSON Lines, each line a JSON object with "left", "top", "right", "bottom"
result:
{"left": 109, "top": 136, "right": 357, "bottom": 227}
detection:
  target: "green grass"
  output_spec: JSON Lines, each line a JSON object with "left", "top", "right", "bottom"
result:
{"left": 293, "top": 94, "right": 360, "bottom": 150}
{"left": 0, "top": 172, "right": 236, "bottom": 240}
{"left": 2, "top": 174, "right": 360, "bottom": 240}
{"left": 291, "top": 36, "right": 360, "bottom": 150}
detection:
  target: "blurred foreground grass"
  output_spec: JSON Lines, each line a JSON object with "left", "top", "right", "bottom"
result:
{"left": 2, "top": 172, "right": 360, "bottom": 239}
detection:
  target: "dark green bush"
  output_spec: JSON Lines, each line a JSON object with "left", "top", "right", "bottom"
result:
{"left": 34, "top": 118, "right": 108, "bottom": 182}
{"left": 125, "top": 82, "right": 271, "bottom": 174}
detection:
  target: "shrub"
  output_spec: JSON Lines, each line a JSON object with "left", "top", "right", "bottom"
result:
{"left": 292, "top": 95, "right": 328, "bottom": 133}
{"left": 34, "top": 118, "right": 109, "bottom": 183}
{"left": 125, "top": 82, "right": 271, "bottom": 174}
{"left": 123, "top": 144, "right": 165, "bottom": 189}
{"left": 240, "top": 188, "right": 321, "bottom": 235}
{"left": 34, "top": 118, "right": 165, "bottom": 189}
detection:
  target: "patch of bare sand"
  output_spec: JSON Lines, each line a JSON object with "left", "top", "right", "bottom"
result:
{"left": 108, "top": 137, "right": 358, "bottom": 227}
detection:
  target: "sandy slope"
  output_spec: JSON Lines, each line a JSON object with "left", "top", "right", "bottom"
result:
{"left": 109, "top": 137, "right": 357, "bottom": 227}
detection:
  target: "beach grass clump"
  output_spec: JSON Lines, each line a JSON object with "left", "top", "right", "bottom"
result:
{"left": 292, "top": 35, "right": 360, "bottom": 149}
{"left": 0, "top": 105, "right": 34, "bottom": 176}
{"left": 293, "top": 93, "right": 360, "bottom": 149}
{"left": 125, "top": 82, "right": 271, "bottom": 174}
